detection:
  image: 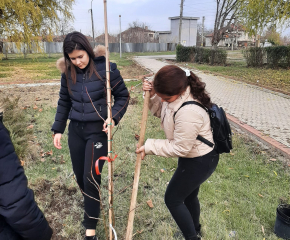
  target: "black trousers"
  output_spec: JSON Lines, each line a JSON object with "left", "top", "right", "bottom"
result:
{"left": 164, "top": 150, "right": 219, "bottom": 240}
{"left": 0, "top": 223, "right": 22, "bottom": 240}
{"left": 68, "top": 121, "right": 108, "bottom": 229}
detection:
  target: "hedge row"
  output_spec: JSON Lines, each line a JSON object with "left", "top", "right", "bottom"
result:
{"left": 243, "top": 46, "right": 290, "bottom": 68}
{"left": 176, "top": 45, "right": 227, "bottom": 65}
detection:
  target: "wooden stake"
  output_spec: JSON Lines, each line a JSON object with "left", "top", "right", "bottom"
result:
{"left": 103, "top": 1, "right": 115, "bottom": 239}
{"left": 125, "top": 90, "right": 151, "bottom": 240}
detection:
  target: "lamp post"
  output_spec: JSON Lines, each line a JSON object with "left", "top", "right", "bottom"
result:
{"left": 119, "top": 15, "right": 122, "bottom": 58}
{"left": 91, "top": 0, "right": 95, "bottom": 47}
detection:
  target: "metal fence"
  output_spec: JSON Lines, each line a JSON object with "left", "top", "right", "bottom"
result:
{"left": 1, "top": 42, "right": 176, "bottom": 54}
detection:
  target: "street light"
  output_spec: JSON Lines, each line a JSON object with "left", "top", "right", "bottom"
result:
{"left": 119, "top": 15, "right": 122, "bottom": 58}
{"left": 90, "top": 0, "right": 95, "bottom": 47}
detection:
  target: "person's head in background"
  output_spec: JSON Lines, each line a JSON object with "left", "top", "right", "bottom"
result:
{"left": 153, "top": 65, "right": 212, "bottom": 108}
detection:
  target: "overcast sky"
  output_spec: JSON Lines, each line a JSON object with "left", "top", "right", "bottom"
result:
{"left": 72, "top": 0, "right": 290, "bottom": 37}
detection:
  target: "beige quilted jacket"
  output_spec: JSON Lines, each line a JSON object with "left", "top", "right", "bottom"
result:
{"left": 144, "top": 86, "right": 214, "bottom": 158}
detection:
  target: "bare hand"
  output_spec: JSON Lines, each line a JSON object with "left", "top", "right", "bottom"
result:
{"left": 103, "top": 118, "right": 115, "bottom": 134}
{"left": 143, "top": 79, "right": 155, "bottom": 98}
{"left": 136, "top": 144, "right": 146, "bottom": 160}
{"left": 53, "top": 133, "right": 62, "bottom": 149}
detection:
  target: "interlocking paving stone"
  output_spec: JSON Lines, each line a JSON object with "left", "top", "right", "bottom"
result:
{"left": 134, "top": 56, "right": 290, "bottom": 148}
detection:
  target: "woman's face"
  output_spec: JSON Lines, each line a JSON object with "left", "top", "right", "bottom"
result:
{"left": 156, "top": 92, "right": 180, "bottom": 103}
{"left": 68, "top": 50, "right": 90, "bottom": 69}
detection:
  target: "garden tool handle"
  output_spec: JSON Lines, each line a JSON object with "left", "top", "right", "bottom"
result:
{"left": 125, "top": 90, "right": 151, "bottom": 240}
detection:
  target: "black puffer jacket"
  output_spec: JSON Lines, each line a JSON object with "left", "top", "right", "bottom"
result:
{"left": 0, "top": 119, "right": 53, "bottom": 240}
{"left": 51, "top": 45, "right": 129, "bottom": 134}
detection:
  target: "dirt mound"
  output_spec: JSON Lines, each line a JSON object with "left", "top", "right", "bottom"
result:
{"left": 32, "top": 179, "right": 82, "bottom": 240}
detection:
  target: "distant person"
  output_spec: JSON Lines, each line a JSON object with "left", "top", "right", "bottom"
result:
{"left": 51, "top": 31, "right": 129, "bottom": 240}
{"left": 136, "top": 65, "right": 219, "bottom": 240}
{"left": 0, "top": 112, "right": 53, "bottom": 240}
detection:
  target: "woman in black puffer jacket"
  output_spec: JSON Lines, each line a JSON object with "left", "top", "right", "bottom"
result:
{"left": 51, "top": 32, "right": 129, "bottom": 240}
{"left": 0, "top": 115, "right": 52, "bottom": 240}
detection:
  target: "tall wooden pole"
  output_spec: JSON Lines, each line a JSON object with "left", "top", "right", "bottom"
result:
{"left": 178, "top": 0, "right": 184, "bottom": 45}
{"left": 202, "top": 16, "right": 205, "bottom": 47}
{"left": 125, "top": 90, "right": 151, "bottom": 240}
{"left": 103, "top": 1, "right": 114, "bottom": 239}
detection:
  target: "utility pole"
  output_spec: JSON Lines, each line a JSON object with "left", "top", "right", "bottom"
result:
{"left": 178, "top": 0, "right": 184, "bottom": 45}
{"left": 202, "top": 16, "right": 205, "bottom": 47}
{"left": 90, "top": 0, "right": 95, "bottom": 47}
{"left": 119, "top": 15, "right": 122, "bottom": 58}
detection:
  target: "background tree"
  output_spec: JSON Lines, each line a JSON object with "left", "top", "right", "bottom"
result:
{"left": 0, "top": 0, "right": 74, "bottom": 48}
{"left": 238, "top": 0, "right": 290, "bottom": 46}
{"left": 212, "top": 0, "right": 240, "bottom": 49}
{"left": 264, "top": 27, "right": 283, "bottom": 46}
{"left": 57, "top": 18, "right": 75, "bottom": 41}
{"left": 281, "top": 35, "right": 290, "bottom": 46}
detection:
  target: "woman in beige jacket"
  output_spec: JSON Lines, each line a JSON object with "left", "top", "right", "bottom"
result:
{"left": 136, "top": 65, "right": 219, "bottom": 240}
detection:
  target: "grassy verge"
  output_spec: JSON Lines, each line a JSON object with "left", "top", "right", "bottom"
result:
{"left": 177, "top": 53, "right": 290, "bottom": 95}
{"left": 0, "top": 52, "right": 175, "bottom": 84}
{"left": 11, "top": 80, "right": 288, "bottom": 240}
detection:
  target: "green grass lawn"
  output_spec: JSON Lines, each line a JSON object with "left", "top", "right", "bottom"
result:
{"left": 178, "top": 50, "right": 290, "bottom": 95}
{"left": 5, "top": 80, "right": 287, "bottom": 240}
{"left": 0, "top": 52, "right": 175, "bottom": 83}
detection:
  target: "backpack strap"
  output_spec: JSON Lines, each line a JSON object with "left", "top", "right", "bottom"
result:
{"left": 196, "top": 135, "right": 214, "bottom": 148}
{"left": 173, "top": 101, "right": 208, "bottom": 120}
{"left": 173, "top": 101, "right": 214, "bottom": 148}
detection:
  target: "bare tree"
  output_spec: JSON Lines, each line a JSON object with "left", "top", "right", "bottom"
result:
{"left": 57, "top": 18, "right": 75, "bottom": 40}
{"left": 212, "top": 0, "right": 240, "bottom": 49}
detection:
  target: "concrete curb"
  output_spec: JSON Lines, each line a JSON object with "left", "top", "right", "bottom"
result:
{"left": 227, "top": 114, "right": 290, "bottom": 160}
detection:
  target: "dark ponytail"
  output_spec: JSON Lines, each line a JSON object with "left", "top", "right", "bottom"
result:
{"left": 153, "top": 65, "right": 212, "bottom": 109}
{"left": 187, "top": 72, "right": 212, "bottom": 109}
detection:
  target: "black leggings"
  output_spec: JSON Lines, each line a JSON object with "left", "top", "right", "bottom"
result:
{"left": 68, "top": 121, "right": 108, "bottom": 229}
{"left": 165, "top": 150, "right": 219, "bottom": 240}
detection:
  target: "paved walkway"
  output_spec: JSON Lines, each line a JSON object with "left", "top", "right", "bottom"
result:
{"left": 0, "top": 82, "right": 60, "bottom": 89}
{"left": 134, "top": 56, "right": 290, "bottom": 150}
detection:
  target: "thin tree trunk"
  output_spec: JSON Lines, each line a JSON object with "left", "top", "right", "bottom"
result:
{"left": 103, "top": 1, "right": 115, "bottom": 239}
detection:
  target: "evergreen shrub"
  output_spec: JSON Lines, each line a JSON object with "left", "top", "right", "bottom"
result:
{"left": 265, "top": 46, "right": 290, "bottom": 68}
{"left": 244, "top": 46, "right": 290, "bottom": 68}
{"left": 176, "top": 44, "right": 196, "bottom": 62}
{"left": 176, "top": 45, "right": 227, "bottom": 65}
{"left": 243, "top": 47, "right": 265, "bottom": 67}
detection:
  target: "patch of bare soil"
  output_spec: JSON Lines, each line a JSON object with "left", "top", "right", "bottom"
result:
{"left": 0, "top": 63, "right": 147, "bottom": 108}
{"left": 31, "top": 179, "right": 83, "bottom": 240}
{"left": 0, "top": 84, "right": 60, "bottom": 108}
{"left": 120, "top": 62, "right": 150, "bottom": 79}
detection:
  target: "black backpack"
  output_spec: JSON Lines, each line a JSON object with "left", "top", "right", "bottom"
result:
{"left": 174, "top": 101, "right": 233, "bottom": 154}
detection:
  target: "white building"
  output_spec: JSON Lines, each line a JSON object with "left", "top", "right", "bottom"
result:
{"left": 157, "top": 16, "right": 199, "bottom": 46}
{"left": 205, "top": 24, "right": 255, "bottom": 48}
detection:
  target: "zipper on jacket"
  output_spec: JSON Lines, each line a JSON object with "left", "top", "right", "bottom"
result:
{"left": 81, "top": 73, "right": 85, "bottom": 121}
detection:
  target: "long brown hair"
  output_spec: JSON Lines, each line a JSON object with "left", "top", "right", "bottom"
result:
{"left": 63, "top": 31, "right": 102, "bottom": 87}
{"left": 153, "top": 65, "right": 212, "bottom": 108}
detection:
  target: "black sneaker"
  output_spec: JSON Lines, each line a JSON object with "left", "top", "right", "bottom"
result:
{"left": 84, "top": 236, "right": 98, "bottom": 240}
{"left": 195, "top": 224, "right": 202, "bottom": 238}
{"left": 188, "top": 236, "right": 201, "bottom": 240}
